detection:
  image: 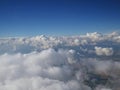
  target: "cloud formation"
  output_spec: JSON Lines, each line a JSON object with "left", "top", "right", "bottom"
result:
{"left": 0, "top": 32, "right": 120, "bottom": 90}
{"left": 95, "top": 46, "right": 113, "bottom": 56}
{"left": 0, "top": 49, "right": 90, "bottom": 90}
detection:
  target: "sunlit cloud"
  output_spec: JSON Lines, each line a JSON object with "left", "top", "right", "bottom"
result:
{"left": 0, "top": 32, "right": 120, "bottom": 90}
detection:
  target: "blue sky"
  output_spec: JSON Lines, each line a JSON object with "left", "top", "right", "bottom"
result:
{"left": 0, "top": 0, "right": 120, "bottom": 37}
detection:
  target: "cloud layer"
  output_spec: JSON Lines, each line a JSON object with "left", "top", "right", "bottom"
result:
{"left": 0, "top": 32, "right": 120, "bottom": 90}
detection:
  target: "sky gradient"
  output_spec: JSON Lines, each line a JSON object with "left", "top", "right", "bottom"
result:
{"left": 0, "top": 0, "right": 120, "bottom": 37}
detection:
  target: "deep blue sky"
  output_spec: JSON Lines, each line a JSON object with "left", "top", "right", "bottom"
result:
{"left": 0, "top": 0, "right": 120, "bottom": 37}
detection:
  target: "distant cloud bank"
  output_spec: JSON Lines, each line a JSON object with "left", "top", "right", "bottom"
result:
{"left": 0, "top": 32, "right": 120, "bottom": 90}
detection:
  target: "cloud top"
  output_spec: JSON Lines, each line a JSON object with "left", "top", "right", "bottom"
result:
{"left": 95, "top": 46, "right": 113, "bottom": 56}
{"left": 0, "top": 32, "right": 120, "bottom": 90}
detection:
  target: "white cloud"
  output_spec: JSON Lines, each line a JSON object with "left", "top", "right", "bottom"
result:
{"left": 0, "top": 32, "right": 120, "bottom": 90}
{"left": 95, "top": 46, "right": 113, "bottom": 56}
{"left": 86, "top": 32, "right": 103, "bottom": 41}
{"left": 0, "top": 49, "right": 90, "bottom": 90}
{"left": 0, "top": 48, "right": 120, "bottom": 90}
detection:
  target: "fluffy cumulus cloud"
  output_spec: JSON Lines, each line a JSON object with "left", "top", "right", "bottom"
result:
{"left": 95, "top": 46, "right": 113, "bottom": 56}
{"left": 0, "top": 49, "right": 90, "bottom": 90}
{"left": 0, "top": 32, "right": 120, "bottom": 90}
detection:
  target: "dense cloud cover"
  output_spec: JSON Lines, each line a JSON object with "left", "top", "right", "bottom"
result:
{"left": 0, "top": 32, "right": 120, "bottom": 90}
